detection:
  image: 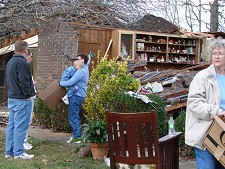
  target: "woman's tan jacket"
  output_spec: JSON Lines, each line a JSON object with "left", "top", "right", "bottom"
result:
{"left": 185, "top": 64, "right": 224, "bottom": 150}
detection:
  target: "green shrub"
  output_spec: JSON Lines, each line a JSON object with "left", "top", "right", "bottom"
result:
{"left": 174, "top": 109, "right": 195, "bottom": 158}
{"left": 83, "top": 52, "right": 140, "bottom": 121}
{"left": 34, "top": 97, "right": 52, "bottom": 128}
{"left": 108, "top": 92, "right": 167, "bottom": 138}
{"left": 174, "top": 109, "right": 186, "bottom": 146}
{"left": 51, "top": 103, "right": 71, "bottom": 132}
{"left": 34, "top": 97, "right": 71, "bottom": 132}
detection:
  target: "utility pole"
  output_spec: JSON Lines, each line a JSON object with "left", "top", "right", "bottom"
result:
{"left": 210, "top": 0, "right": 219, "bottom": 32}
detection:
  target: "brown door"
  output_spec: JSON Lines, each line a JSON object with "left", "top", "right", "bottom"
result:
{"left": 78, "top": 41, "right": 101, "bottom": 73}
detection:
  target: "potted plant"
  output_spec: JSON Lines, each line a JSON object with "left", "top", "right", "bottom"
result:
{"left": 82, "top": 119, "right": 108, "bottom": 161}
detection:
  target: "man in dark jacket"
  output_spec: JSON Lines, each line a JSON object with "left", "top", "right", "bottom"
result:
{"left": 5, "top": 40, "right": 35, "bottom": 159}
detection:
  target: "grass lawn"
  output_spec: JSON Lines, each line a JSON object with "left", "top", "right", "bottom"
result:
{"left": 0, "top": 132, "right": 107, "bottom": 169}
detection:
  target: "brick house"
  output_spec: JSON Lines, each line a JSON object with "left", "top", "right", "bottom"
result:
{"left": 0, "top": 22, "right": 114, "bottom": 103}
{"left": 0, "top": 23, "right": 76, "bottom": 103}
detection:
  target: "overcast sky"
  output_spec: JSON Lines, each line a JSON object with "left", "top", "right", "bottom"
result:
{"left": 149, "top": 0, "right": 225, "bottom": 32}
{"left": 180, "top": 0, "right": 225, "bottom": 32}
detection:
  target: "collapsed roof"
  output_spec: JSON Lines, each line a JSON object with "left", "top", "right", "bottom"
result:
{"left": 127, "top": 14, "right": 179, "bottom": 33}
{"left": 0, "top": 1, "right": 178, "bottom": 44}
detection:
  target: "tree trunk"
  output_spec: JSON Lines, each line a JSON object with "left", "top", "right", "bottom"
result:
{"left": 210, "top": 0, "right": 219, "bottom": 32}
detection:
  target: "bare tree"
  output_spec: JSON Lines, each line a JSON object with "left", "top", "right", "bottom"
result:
{"left": 149, "top": 0, "right": 225, "bottom": 32}
{"left": 0, "top": 0, "right": 224, "bottom": 42}
{"left": 0, "top": 0, "right": 148, "bottom": 41}
{"left": 183, "top": 0, "right": 200, "bottom": 32}
{"left": 210, "top": 0, "right": 219, "bottom": 32}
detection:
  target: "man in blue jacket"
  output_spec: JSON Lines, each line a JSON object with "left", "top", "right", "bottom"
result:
{"left": 60, "top": 54, "right": 91, "bottom": 105}
{"left": 59, "top": 53, "right": 89, "bottom": 144}
{"left": 5, "top": 40, "right": 35, "bottom": 159}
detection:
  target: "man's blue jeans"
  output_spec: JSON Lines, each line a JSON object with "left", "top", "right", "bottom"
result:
{"left": 194, "top": 147, "right": 225, "bottom": 169}
{"left": 24, "top": 98, "right": 35, "bottom": 143}
{"left": 5, "top": 98, "right": 32, "bottom": 156}
{"left": 68, "top": 94, "right": 85, "bottom": 138}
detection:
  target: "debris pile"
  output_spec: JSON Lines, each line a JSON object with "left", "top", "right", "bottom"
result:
{"left": 0, "top": 101, "right": 8, "bottom": 126}
{"left": 0, "top": 111, "right": 8, "bottom": 127}
{"left": 129, "top": 62, "right": 210, "bottom": 109}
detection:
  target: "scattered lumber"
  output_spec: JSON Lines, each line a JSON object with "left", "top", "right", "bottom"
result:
{"left": 140, "top": 63, "right": 210, "bottom": 85}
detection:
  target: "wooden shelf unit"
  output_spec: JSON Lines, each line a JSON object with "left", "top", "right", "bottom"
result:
{"left": 135, "top": 33, "right": 200, "bottom": 64}
{"left": 168, "top": 36, "right": 198, "bottom": 64}
{"left": 111, "top": 30, "right": 201, "bottom": 70}
{"left": 136, "top": 34, "right": 167, "bottom": 62}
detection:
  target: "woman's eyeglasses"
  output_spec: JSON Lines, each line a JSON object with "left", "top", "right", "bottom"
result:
{"left": 212, "top": 52, "right": 225, "bottom": 56}
{"left": 74, "top": 58, "right": 82, "bottom": 60}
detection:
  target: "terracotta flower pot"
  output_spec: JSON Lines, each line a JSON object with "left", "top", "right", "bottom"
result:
{"left": 89, "top": 143, "right": 109, "bottom": 161}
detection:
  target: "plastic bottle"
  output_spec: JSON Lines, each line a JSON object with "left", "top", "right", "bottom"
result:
{"left": 168, "top": 116, "right": 175, "bottom": 136}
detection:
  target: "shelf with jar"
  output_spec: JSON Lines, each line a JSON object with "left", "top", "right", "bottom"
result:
{"left": 168, "top": 38, "right": 196, "bottom": 45}
{"left": 168, "top": 54, "right": 196, "bottom": 64}
{"left": 136, "top": 44, "right": 167, "bottom": 53}
{"left": 136, "top": 52, "right": 167, "bottom": 63}
{"left": 168, "top": 38, "right": 196, "bottom": 53}
{"left": 136, "top": 34, "right": 167, "bottom": 64}
{"left": 168, "top": 48, "right": 195, "bottom": 55}
{"left": 168, "top": 37, "right": 197, "bottom": 64}
{"left": 136, "top": 34, "right": 167, "bottom": 44}
{"left": 136, "top": 34, "right": 167, "bottom": 54}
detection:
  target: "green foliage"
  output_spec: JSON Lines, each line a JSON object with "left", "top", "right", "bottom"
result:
{"left": 83, "top": 52, "right": 140, "bottom": 121}
{"left": 34, "top": 97, "right": 52, "bottom": 128}
{"left": 174, "top": 109, "right": 186, "bottom": 147}
{"left": 51, "top": 103, "right": 71, "bottom": 132}
{"left": 82, "top": 120, "right": 107, "bottom": 145}
{"left": 34, "top": 97, "right": 71, "bottom": 132}
{"left": 108, "top": 92, "right": 167, "bottom": 138}
{"left": 174, "top": 109, "right": 195, "bottom": 158}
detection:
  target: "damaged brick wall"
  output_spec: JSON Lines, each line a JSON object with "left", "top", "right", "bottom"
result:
{"left": 37, "top": 22, "right": 79, "bottom": 92}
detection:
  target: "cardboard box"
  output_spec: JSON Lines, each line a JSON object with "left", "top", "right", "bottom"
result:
{"left": 203, "top": 115, "right": 225, "bottom": 167}
{"left": 38, "top": 80, "right": 67, "bottom": 110}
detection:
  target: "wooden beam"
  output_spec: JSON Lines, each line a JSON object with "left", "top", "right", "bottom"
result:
{"left": 20, "top": 31, "right": 27, "bottom": 39}
{"left": 68, "top": 22, "right": 116, "bottom": 31}
{"left": 141, "top": 63, "right": 210, "bottom": 85}
{"left": 30, "top": 28, "right": 37, "bottom": 35}
{"left": 3, "top": 38, "right": 10, "bottom": 46}
{"left": 103, "top": 39, "right": 113, "bottom": 59}
{"left": 0, "top": 28, "right": 38, "bottom": 49}
{"left": 166, "top": 102, "right": 187, "bottom": 112}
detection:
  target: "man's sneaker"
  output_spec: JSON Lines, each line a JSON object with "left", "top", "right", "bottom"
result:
{"left": 71, "top": 137, "right": 82, "bottom": 144}
{"left": 14, "top": 152, "right": 34, "bottom": 159}
{"left": 5, "top": 154, "right": 12, "bottom": 159}
{"left": 62, "top": 95, "right": 69, "bottom": 105}
{"left": 24, "top": 142, "right": 33, "bottom": 150}
{"left": 67, "top": 136, "right": 73, "bottom": 144}
{"left": 67, "top": 137, "right": 81, "bottom": 144}
{"left": 27, "top": 142, "right": 33, "bottom": 147}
